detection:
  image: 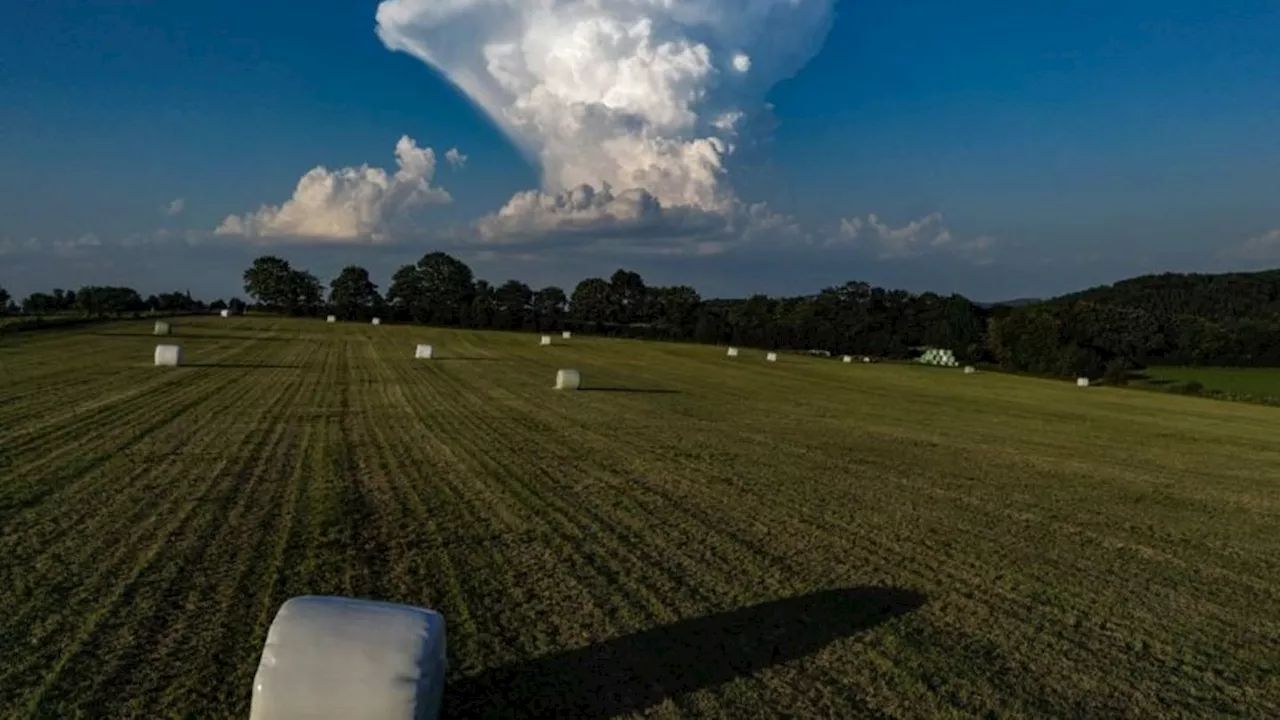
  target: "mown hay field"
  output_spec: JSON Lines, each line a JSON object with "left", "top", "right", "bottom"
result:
{"left": 1, "top": 316, "right": 1278, "bottom": 718}
{"left": 1142, "top": 365, "right": 1280, "bottom": 401}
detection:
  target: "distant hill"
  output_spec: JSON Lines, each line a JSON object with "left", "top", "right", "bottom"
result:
{"left": 985, "top": 268, "right": 1280, "bottom": 374}
{"left": 1049, "top": 269, "right": 1280, "bottom": 323}
{"left": 976, "top": 297, "right": 1041, "bottom": 309}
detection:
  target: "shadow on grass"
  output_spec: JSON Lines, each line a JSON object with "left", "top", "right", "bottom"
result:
{"left": 445, "top": 586, "right": 926, "bottom": 718}
{"left": 579, "top": 387, "right": 680, "bottom": 394}
{"left": 183, "top": 363, "right": 301, "bottom": 369}
{"left": 92, "top": 332, "right": 293, "bottom": 342}
{"left": 431, "top": 357, "right": 505, "bottom": 362}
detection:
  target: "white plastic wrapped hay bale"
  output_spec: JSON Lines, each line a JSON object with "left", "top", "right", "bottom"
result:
{"left": 220, "top": 309, "right": 231, "bottom": 318}
{"left": 250, "top": 595, "right": 446, "bottom": 720}
{"left": 414, "top": 344, "right": 433, "bottom": 360}
{"left": 371, "top": 317, "right": 382, "bottom": 326}
{"left": 540, "top": 335, "right": 552, "bottom": 346}
{"left": 562, "top": 330, "right": 572, "bottom": 339}
{"left": 154, "top": 320, "right": 171, "bottom": 336}
{"left": 726, "top": 347, "right": 738, "bottom": 357}
{"left": 154, "top": 344, "right": 182, "bottom": 367}
{"left": 863, "top": 356, "right": 871, "bottom": 363}
{"left": 964, "top": 366, "right": 976, "bottom": 374}
{"left": 327, "top": 315, "right": 337, "bottom": 323}
{"left": 766, "top": 352, "right": 778, "bottom": 363}
{"left": 554, "top": 368, "right": 581, "bottom": 390}
{"left": 1077, "top": 377, "right": 1090, "bottom": 388}
{"left": 842, "top": 355, "right": 852, "bottom": 363}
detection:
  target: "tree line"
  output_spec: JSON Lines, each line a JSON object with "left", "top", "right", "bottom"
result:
{"left": 6, "top": 258, "right": 1279, "bottom": 378}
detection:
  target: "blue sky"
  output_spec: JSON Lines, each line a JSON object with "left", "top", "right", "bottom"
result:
{"left": 2, "top": 0, "right": 1278, "bottom": 303}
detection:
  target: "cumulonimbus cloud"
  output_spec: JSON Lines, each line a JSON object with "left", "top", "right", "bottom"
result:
{"left": 375, "top": 0, "right": 835, "bottom": 241}
{"left": 215, "top": 136, "right": 453, "bottom": 243}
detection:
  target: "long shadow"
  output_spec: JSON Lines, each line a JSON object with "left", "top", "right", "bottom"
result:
{"left": 91, "top": 332, "right": 293, "bottom": 342}
{"left": 579, "top": 387, "right": 681, "bottom": 395}
{"left": 445, "top": 586, "right": 925, "bottom": 718}
{"left": 183, "top": 363, "right": 301, "bottom": 369}
{"left": 432, "top": 357, "right": 506, "bottom": 362}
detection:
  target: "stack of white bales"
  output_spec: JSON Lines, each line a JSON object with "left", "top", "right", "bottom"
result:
{"left": 918, "top": 348, "right": 960, "bottom": 367}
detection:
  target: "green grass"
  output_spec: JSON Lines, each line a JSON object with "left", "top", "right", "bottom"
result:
{"left": 1, "top": 316, "right": 1278, "bottom": 718}
{"left": 1141, "top": 365, "right": 1280, "bottom": 400}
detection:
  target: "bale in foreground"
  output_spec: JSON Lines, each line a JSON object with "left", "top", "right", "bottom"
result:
{"left": 372, "top": 318, "right": 382, "bottom": 326}
{"left": 726, "top": 347, "right": 739, "bottom": 357}
{"left": 327, "top": 315, "right": 337, "bottom": 323}
{"left": 250, "top": 596, "right": 447, "bottom": 720}
{"left": 220, "top": 309, "right": 230, "bottom": 318}
{"left": 555, "top": 368, "right": 581, "bottom": 390}
{"left": 562, "top": 330, "right": 572, "bottom": 339}
{"left": 154, "top": 345, "right": 182, "bottom": 367}
{"left": 766, "top": 352, "right": 778, "bottom": 363}
{"left": 415, "top": 344, "right": 433, "bottom": 360}
{"left": 540, "top": 335, "right": 552, "bottom": 346}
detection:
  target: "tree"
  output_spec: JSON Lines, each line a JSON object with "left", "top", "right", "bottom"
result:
{"left": 387, "top": 252, "right": 475, "bottom": 326}
{"left": 0, "top": 286, "right": 9, "bottom": 313}
{"left": 608, "top": 269, "right": 647, "bottom": 324}
{"left": 494, "top": 280, "right": 534, "bottom": 331}
{"left": 243, "top": 256, "right": 298, "bottom": 309}
{"left": 329, "top": 265, "right": 382, "bottom": 320}
{"left": 470, "top": 280, "right": 496, "bottom": 329}
{"left": 570, "top": 278, "right": 611, "bottom": 324}
{"left": 386, "top": 264, "right": 427, "bottom": 322}
{"left": 533, "top": 286, "right": 568, "bottom": 330}
{"left": 243, "top": 256, "right": 322, "bottom": 315}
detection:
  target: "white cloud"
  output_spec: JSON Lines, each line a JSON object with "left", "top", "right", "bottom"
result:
{"left": 835, "top": 212, "right": 996, "bottom": 262}
{"left": 0, "top": 233, "right": 103, "bottom": 259}
{"left": 444, "top": 148, "right": 467, "bottom": 168}
{"left": 375, "top": 0, "right": 835, "bottom": 216}
{"left": 469, "top": 183, "right": 807, "bottom": 259}
{"left": 214, "top": 136, "right": 454, "bottom": 243}
{"left": 1226, "top": 229, "right": 1280, "bottom": 260}
{"left": 475, "top": 183, "right": 726, "bottom": 251}
{"left": 163, "top": 198, "right": 185, "bottom": 216}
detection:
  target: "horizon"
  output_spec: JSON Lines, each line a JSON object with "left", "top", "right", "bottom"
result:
{"left": 3, "top": 1, "right": 1279, "bottom": 303}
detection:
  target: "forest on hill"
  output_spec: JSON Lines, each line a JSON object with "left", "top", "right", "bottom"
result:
{"left": 4, "top": 257, "right": 1279, "bottom": 378}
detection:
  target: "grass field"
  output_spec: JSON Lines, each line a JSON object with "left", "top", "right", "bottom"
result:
{"left": 1, "top": 316, "right": 1278, "bottom": 718}
{"left": 1141, "top": 365, "right": 1280, "bottom": 401}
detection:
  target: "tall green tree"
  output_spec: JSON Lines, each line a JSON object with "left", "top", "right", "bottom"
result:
{"left": 0, "top": 286, "right": 9, "bottom": 313}
{"left": 533, "top": 286, "right": 568, "bottom": 330}
{"left": 243, "top": 256, "right": 298, "bottom": 308}
{"left": 494, "top": 280, "right": 534, "bottom": 330}
{"left": 243, "top": 256, "right": 322, "bottom": 315}
{"left": 608, "top": 269, "right": 647, "bottom": 324}
{"left": 329, "top": 265, "right": 382, "bottom": 320}
{"left": 570, "top": 277, "right": 611, "bottom": 323}
{"left": 387, "top": 252, "right": 476, "bottom": 326}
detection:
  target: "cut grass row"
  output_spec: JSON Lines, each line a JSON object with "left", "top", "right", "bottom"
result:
{"left": 1, "top": 316, "right": 1277, "bottom": 717}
